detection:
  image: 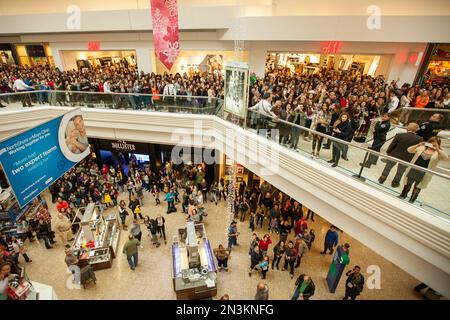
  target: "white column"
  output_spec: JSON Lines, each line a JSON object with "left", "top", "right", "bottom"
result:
{"left": 135, "top": 47, "right": 152, "bottom": 74}
{"left": 49, "top": 44, "right": 63, "bottom": 70}
{"left": 248, "top": 42, "right": 267, "bottom": 77}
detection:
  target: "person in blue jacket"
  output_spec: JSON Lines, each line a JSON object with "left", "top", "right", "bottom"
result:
{"left": 165, "top": 189, "right": 177, "bottom": 213}
{"left": 320, "top": 225, "right": 339, "bottom": 255}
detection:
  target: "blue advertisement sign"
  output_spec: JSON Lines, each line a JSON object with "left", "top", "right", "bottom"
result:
{"left": 0, "top": 109, "right": 90, "bottom": 207}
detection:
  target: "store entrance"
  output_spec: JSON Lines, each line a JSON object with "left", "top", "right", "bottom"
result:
{"left": 266, "top": 52, "right": 384, "bottom": 77}
{"left": 423, "top": 44, "right": 450, "bottom": 86}
{"left": 60, "top": 50, "right": 137, "bottom": 71}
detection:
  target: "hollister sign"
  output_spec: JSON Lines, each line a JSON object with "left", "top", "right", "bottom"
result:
{"left": 111, "top": 140, "right": 136, "bottom": 151}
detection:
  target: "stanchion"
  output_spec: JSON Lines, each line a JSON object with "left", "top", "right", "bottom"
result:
{"left": 353, "top": 152, "right": 369, "bottom": 182}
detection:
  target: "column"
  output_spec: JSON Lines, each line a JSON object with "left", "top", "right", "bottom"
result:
{"left": 49, "top": 44, "right": 63, "bottom": 70}
{"left": 248, "top": 42, "right": 267, "bottom": 77}
{"left": 135, "top": 47, "right": 152, "bottom": 74}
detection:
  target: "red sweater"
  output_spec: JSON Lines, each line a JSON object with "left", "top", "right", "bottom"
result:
{"left": 258, "top": 237, "right": 272, "bottom": 251}
{"left": 56, "top": 201, "right": 69, "bottom": 212}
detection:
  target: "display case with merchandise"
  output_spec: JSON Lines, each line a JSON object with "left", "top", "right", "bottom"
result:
{"left": 0, "top": 189, "right": 47, "bottom": 241}
{"left": 70, "top": 204, "right": 120, "bottom": 271}
{"left": 171, "top": 222, "right": 217, "bottom": 300}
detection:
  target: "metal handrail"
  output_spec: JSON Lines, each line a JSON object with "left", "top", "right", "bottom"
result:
{"left": 401, "top": 107, "right": 450, "bottom": 113}
{"left": 0, "top": 89, "right": 219, "bottom": 100}
{"left": 247, "top": 109, "right": 450, "bottom": 181}
{"left": 1, "top": 90, "right": 448, "bottom": 180}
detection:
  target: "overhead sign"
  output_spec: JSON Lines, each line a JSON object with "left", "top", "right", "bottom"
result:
{"left": 0, "top": 109, "right": 90, "bottom": 207}
{"left": 223, "top": 61, "right": 249, "bottom": 119}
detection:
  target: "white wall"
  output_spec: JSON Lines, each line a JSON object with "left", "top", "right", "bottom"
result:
{"left": 5, "top": 30, "right": 428, "bottom": 84}
{"left": 0, "top": 7, "right": 449, "bottom": 43}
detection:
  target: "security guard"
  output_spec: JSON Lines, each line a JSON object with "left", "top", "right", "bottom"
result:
{"left": 362, "top": 113, "right": 391, "bottom": 168}
{"left": 416, "top": 113, "right": 445, "bottom": 141}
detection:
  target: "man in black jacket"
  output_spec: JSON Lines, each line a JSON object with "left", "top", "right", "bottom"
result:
{"left": 378, "top": 122, "right": 422, "bottom": 187}
{"left": 416, "top": 113, "right": 445, "bottom": 142}
{"left": 343, "top": 266, "right": 365, "bottom": 300}
{"left": 291, "top": 274, "right": 315, "bottom": 300}
{"left": 249, "top": 245, "right": 263, "bottom": 277}
{"left": 361, "top": 113, "right": 391, "bottom": 168}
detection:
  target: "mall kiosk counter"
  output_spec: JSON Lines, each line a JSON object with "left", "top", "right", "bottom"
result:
{"left": 171, "top": 222, "right": 217, "bottom": 300}
{"left": 71, "top": 203, "right": 120, "bottom": 271}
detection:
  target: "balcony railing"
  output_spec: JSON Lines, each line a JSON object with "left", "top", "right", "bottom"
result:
{"left": 1, "top": 90, "right": 449, "bottom": 220}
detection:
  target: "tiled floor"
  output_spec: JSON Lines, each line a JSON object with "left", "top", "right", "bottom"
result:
{"left": 22, "top": 190, "right": 422, "bottom": 300}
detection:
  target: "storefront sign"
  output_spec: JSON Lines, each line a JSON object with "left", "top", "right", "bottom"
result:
{"left": 0, "top": 109, "right": 90, "bottom": 207}
{"left": 88, "top": 41, "right": 100, "bottom": 51}
{"left": 321, "top": 41, "right": 342, "bottom": 54}
{"left": 111, "top": 140, "right": 136, "bottom": 152}
{"left": 224, "top": 61, "right": 249, "bottom": 119}
{"left": 151, "top": 0, "right": 180, "bottom": 70}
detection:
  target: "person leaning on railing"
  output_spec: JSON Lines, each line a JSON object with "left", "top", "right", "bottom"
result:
{"left": 399, "top": 137, "right": 449, "bottom": 203}
{"left": 378, "top": 122, "right": 423, "bottom": 188}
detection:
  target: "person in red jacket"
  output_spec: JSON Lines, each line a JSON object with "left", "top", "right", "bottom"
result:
{"left": 101, "top": 164, "right": 109, "bottom": 178}
{"left": 258, "top": 234, "right": 272, "bottom": 257}
{"left": 56, "top": 197, "right": 69, "bottom": 213}
{"left": 294, "top": 217, "right": 308, "bottom": 236}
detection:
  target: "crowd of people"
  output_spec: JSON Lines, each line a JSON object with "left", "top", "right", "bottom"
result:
{"left": 0, "top": 63, "right": 224, "bottom": 109}
{"left": 1, "top": 62, "right": 448, "bottom": 300}
{"left": 248, "top": 69, "right": 448, "bottom": 201}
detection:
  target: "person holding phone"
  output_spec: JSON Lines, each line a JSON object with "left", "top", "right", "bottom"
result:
{"left": 343, "top": 265, "right": 365, "bottom": 300}
{"left": 400, "top": 137, "right": 448, "bottom": 203}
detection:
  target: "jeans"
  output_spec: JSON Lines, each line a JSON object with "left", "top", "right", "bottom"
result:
{"left": 217, "top": 258, "right": 228, "bottom": 269}
{"left": 256, "top": 215, "right": 264, "bottom": 228}
{"left": 228, "top": 236, "right": 237, "bottom": 249}
{"left": 127, "top": 253, "right": 139, "bottom": 269}
{"left": 332, "top": 141, "right": 344, "bottom": 164}
{"left": 291, "top": 127, "right": 301, "bottom": 149}
{"left": 291, "top": 287, "right": 310, "bottom": 300}
{"left": 272, "top": 256, "right": 282, "bottom": 269}
{"left": 284, "top": 258, "right": 295, "bottom": 275}
{"left": 322, "top": 242, "right": 334, "bottom": 254}
{"left": 167, "top": 201, "right": 176, "bottom": 213}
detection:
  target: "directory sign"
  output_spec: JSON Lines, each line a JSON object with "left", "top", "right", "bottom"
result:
{"left": 0, "top": 109, "right": 90, "bottom": 207}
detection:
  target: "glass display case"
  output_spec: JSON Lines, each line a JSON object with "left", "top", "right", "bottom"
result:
{"left": 71, "top": 204, "right": 120, "bottom": 270}
{"left": 171, "top": 222, "right": 217, "bottom": 300}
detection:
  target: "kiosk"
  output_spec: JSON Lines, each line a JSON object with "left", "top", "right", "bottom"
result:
{"left": 171, "top": 222, "right": 217, "bottom": 300}
{"left": 71, "top": 204, "right": 120, "bottom": 270}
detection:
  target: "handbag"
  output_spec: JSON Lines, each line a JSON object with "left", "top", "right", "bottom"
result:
{"left": 134, "top": 205, "right": 141, "bottom": 214}
{"left": 104, "top": 194, "right": 111, "bottom": 203}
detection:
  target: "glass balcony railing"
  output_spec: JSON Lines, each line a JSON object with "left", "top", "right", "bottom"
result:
{"left": 0, "top": 90, "right": 221, "bottom": 115}
{"left": 0, "top": 90, "right": 449, "bottom": 220}
{"left": 397, "top": 107, "right": 450, "bottom": 130}
{"left": 243, "top": 109, "right": 450, "bottom": 220}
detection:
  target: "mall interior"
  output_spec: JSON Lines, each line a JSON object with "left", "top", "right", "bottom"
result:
{"left": 0, "top": 0, "right": 449, "bottom": 301}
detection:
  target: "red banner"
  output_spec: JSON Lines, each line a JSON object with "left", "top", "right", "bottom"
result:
{"left": 151, "top": 0, "right": 179, "bottom": 70}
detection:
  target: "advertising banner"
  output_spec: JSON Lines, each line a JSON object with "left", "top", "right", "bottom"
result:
{"left": 0, "top": 109, "right": 90, "bottom": 207}
{"left": 151, "top": 0, "right": 180, "bottom": 70}
{"left": 224, "top": 61, "right": 250, "bottom": 119}
{"left": 326, "top": 245, "right": 350, "bottom": 293}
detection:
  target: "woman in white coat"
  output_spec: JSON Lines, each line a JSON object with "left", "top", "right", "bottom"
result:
{"left": 400, "top": 137, "right": 448, "bottom": 203}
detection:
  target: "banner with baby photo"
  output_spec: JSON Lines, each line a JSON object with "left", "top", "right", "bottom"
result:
{"left": 0, "top": 109, "right": 90, "bottom": 207}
